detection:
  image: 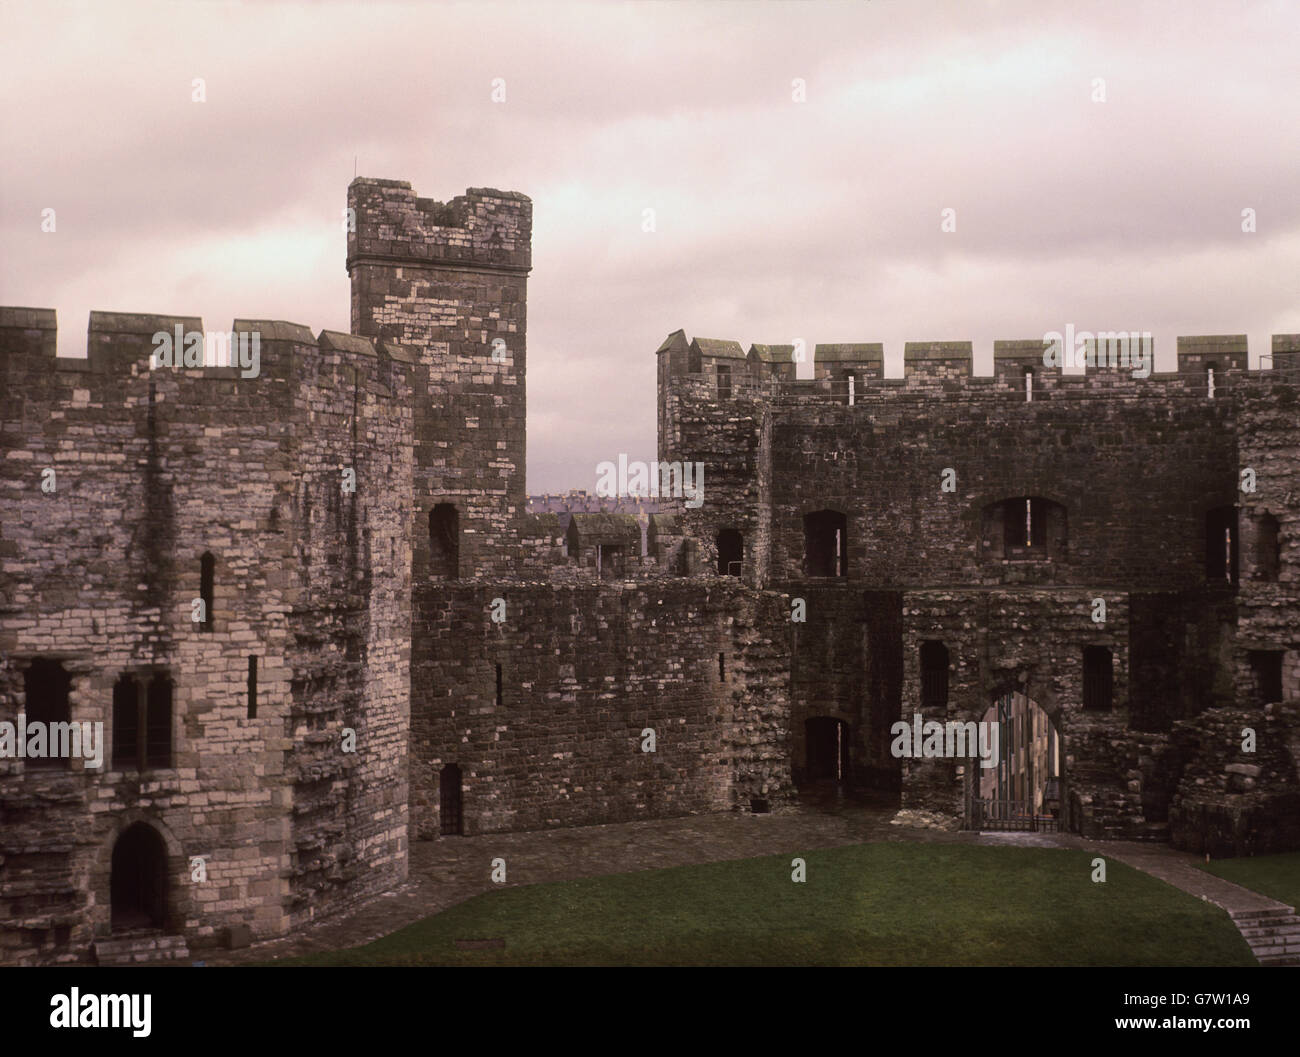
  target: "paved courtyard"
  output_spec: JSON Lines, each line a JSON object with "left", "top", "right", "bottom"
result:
{"left": 203, "top": 794, "right": 1292, "bottom": 965}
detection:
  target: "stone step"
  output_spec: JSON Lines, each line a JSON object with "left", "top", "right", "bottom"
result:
{"left": 1229, "top": 909, "right": 1300, "bottom": 966}
{"left": 94, "top": 932, "right": 191, "bottom": 966}
{"left": 1238, "top": 922, "right": 1300, "bottom": 940}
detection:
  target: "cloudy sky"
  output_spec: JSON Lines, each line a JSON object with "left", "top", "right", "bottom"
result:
{"left": 3, "top": 0, "right": 1298, "bottom": 492}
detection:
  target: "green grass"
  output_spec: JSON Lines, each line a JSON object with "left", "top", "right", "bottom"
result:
{"left": 275, "top": 843, "right": 1254, "bottom": 967}
{"left": 1198, "top": 851, "right": 1300, "bottom": 912}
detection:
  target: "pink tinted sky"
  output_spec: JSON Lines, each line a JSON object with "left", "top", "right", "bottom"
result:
{"left": 2, "top": 0, "right": 1298, "bottom": 492}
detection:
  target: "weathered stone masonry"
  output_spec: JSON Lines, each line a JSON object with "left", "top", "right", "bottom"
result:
{"left": 2, "top": 175, "right": 1298, "bottom": 965}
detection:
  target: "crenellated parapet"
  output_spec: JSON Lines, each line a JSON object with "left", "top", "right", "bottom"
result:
{"left": 656, "top": 329, "right": 1300, "bottom": 414}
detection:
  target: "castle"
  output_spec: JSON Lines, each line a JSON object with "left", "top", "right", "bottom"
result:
{"left": 2, "top": 177, "right": 1298, "bottom": 965}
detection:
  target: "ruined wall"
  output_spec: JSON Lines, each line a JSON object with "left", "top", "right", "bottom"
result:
{"left": 1168, "top": 702, "right": 1300, "bottom": 856}
{"left": 1235, "top": 343, "right": 1300, "bottom": 705}
{"left": 410, "top": 581, "right": 793, "bottom": 838}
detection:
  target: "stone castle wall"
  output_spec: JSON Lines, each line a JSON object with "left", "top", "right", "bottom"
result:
{"left": 3, "top": 173, "right": 1299, "bottom": 965}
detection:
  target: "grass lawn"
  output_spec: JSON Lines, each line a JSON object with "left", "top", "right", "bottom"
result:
{"left": 1198, "top": 851, "right": 1300, "bottom": 912}
{"left": 276, "top": 843, "right": 1255, "bottom": 967}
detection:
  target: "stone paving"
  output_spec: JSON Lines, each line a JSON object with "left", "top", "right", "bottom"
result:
{"left": 200, "top": 795, "right": 1293, "bottom": 965}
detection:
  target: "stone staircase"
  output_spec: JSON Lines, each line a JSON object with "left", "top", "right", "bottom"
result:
{"left": 93, "top": 931, "right": 191, "bottom": 966}
{"left": 1230, "top": 908, "right": 1300, "bottom": 966}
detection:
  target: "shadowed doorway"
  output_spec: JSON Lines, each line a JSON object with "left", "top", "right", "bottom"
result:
{"left": 110, "top": 823, "right": 168, "bottom": 931}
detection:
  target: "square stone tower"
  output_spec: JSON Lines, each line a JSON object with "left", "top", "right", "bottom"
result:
{"left": 347, "top": 178, "right": 532, "bottom": 579}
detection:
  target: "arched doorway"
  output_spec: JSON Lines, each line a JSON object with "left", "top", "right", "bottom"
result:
{"left": 440, "top": 764, "right": 463, "bottom": 836}
{"left": 972, "top": 692, "right": 1061, "bottom": 831}
{"left": 110, "top": 823, "right": 168, "bottom": 931}
{"left": 804, "top": 717, "right": 850, "bottom": 784}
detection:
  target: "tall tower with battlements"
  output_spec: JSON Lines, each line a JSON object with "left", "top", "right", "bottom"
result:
{"left": 346, "top": 178, "right": 532, "bottom": 580}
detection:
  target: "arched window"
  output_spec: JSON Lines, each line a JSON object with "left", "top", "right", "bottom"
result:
{"left": 804, "top": 509, "right": 848, "bottom": 577}
{"left": 430, "top": 503, "right": 459, "bottom": 579}
{"left": 717, "top": 528, "right": 744, "bottom": 575}
{"left": 1083, "top": 646, "right": 1113, "bottom": 711}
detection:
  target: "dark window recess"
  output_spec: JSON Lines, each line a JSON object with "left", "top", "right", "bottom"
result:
{"left": 717, "top": 529, "right": 743, "bottom": 576}
{"left": 988, "top": 496, "right": 1065, "bottom": 559}
{"left": 112, "top": 674, "right": 139, "bottom": 768}
{"left": 246, "top": 657, "right": 257, "bottom": 720}
{"left": 1083, "top": 646, "right": 1113, "bottom": 712}
{"left": 114, "top": 671, "right": 173, "bottom": 770}
{"left": 750, "top": 798, "right": 770, "bottom": 814}
{"left": 440, "top": 764, "right": 464, "bottom": 836}
{"left": 495, "top": 663, "right": 503, "bottom": 707}
{"left": 597, "top": 543, "right": 625, "bottom": 579}
{"left": 147, "top": 674, "right": 173, "bottom": 766}
{"left": 111, "top": 822, "right": 168, "bottom": 932}
{"left": 23, "top": 659, "right": 72, "bottom": 770}
{"left": 1205, "top": 506, "right": 1238, "bottom": 583}
{"left": 1250, "top": 650, "right": 1284, "bottom": 705}
{"left": 716, "top": 364, "right": 732, "bottom": 400}
{"left": 1257, "top": 514, "right": 1281, "bottom": 582}
{"left": 719, "top": 652, "right": 726, "bottom": 682}
{"left": 920, "top": 641, "right": 949, "bottom": 710}
{"left": 199, "top": 552, "right": 214, "bottom": 631}
{"left": 804, "top": 509, "right": 848, "bottom": 577}
{"left": 429, "top": 503, "right": 459, "bottom": 579}
{"left": 1003, "top": 497, "right": 1047, "bottom": 550}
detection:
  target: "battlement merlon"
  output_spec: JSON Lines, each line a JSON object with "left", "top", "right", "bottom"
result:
{"left": 0, "top": 309, "right": 418, "bottom": 407}
{"left": 345, "top": 178, "right": 532, "bottom": 277}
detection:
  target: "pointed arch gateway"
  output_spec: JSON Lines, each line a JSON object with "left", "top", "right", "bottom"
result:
{"left": 968, "top": 690, "right": 1063, "bottom": 833}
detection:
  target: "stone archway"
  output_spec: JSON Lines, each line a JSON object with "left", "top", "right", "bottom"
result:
{"left": 972, "top": 689, "right": 1064, "bottom": 831}
{"left": 110, "top": 822, "right": 169, "bottom": 932}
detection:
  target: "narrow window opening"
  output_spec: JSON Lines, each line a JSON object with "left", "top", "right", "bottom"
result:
{"left": 804, "top": 509, "right": 848, "bottom": 577}
{"left": 1257, "top": 513, "right": 1281, "bottom": 582}
{"left": 1206, "top": 363, "right": 1217, "bottom": 399}
{"left": 719, "top": 652, "right": 726, "bottom": 682}
{"left": 146, "top": 673, "right": 173, "bottom": 767}
{"left": 1205, "top": 507, "right": 1238, "bottom": 583}
{"left": 112, "top": 674, "right": 140, "bottom": 769}
{"left": 247, "top": 656, "right": 258, "bottom": 719}
{"left": 716, "top": 528, "right": 744, "bottom": 576}
{"left": 920, "top": 641, "right": 949, "bottom": 710}
{"left": 716, "top": 364, "right": 732, "bottom": 401}
{"left": 199, "top": 552, "right": 214, "bottom": 632}
{"left": 1024, "top": 367, "right": 1034, "bottom": 402}
{"left": 1083, "top": 646, "right": 1113, "bottom": 712}
{"left": 495, "top": 663, "right": 503, "bottom": 707}
{"left": 1249, "top": 650, "right": 1283, "bottom": 705}
{"left": 429, "top": 503, "right": 460, "bottom": 580}
{"left": 23, "top": 659, "right": 71, "bottom": 770}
